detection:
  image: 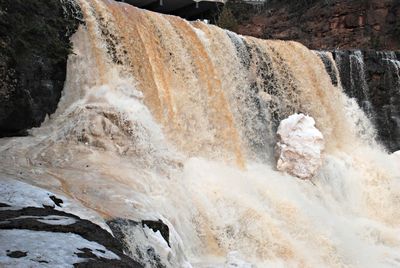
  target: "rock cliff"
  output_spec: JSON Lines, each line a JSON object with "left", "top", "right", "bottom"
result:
{"left": 232, "top": 0, "right": 400, "bottom": 50}
{"left": 0, "top": 0, "right": 81, "bottom": 137}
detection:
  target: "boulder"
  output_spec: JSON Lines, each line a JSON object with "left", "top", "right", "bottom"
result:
{"left": 275, "top": 113, "right": 325, "bottom": 179}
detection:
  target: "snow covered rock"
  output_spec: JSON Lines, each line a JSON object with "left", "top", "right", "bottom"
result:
{"left": 0, "top": 178, "right": 111, "bottom": 232}
{"left": 0, "top": 178, "right": 191, "bottom": 268}
{"left": 275, "top": 113, "right": 325, "bottom": 179}
{"left": 0, "top": 178, "right": 143, "bottom": 267}
{"left": 0, "top": 229, "right": 119, "bottom": 267}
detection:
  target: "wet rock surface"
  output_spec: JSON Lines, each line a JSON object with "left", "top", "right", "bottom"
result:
{"left": 142, "top": 219, "right": 170, "bottom": 247}
{"left": 0, "top": 0, "right": 82, "bottom": 137}
{"left": 108, "top": 218, "right": 171, "bottom": 268}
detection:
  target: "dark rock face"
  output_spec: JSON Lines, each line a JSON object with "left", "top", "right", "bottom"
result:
{"left": 49, "top": 195, "right": 64, "bottom": 207}
{"left": 232, "top": 0, "right": 400, "bottom": 51}
{"left": 330, "top": 50, "right": 400, "bottom": 152}
{"left": 0, "top": 0, "right": 82, "bottom": 137}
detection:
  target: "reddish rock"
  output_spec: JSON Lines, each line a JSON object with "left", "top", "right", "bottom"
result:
{"left": 233, "top": 0, "right": 400, "bottom": 50}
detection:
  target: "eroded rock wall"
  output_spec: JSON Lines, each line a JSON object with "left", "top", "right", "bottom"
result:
{"left": 235, "top": 0, "right": 400, "bottom": 50}
{"left": 0, "top": 0, "right": 81, "bottom": 136}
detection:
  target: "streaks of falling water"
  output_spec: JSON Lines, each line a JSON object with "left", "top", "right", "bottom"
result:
{"left": 315, "top": 51, "right": 339, "bottom": 87}
{"left": 77, "top": 0, "right": 364, "bottom": 160}
{"left": 101, "top": 2, "right": 246, "bottom": 165}
{"left": 333, "top": 50, "right": 400, "bottom": 151}
{"left": 379, "top": 51, "right": 400, "bottom": 151}
{"left": 317, "top": 50, "right": 378, "bottom": 145}
{"left": 343, "top": 51, "right": 375, "bottom": 118}
{"left": 1, "top": 0, "right": 400, "bottom": 267}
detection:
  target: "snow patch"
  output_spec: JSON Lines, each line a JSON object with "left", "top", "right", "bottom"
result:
{"left": 37, "top": 215, "right": 77, "bottom": 226}
{"left": 9, "top": 215, "right": 77, "bottom": 226}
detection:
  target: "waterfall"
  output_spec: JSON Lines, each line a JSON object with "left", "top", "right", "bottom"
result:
{"left": 0, "top": 0, "right": 399, "bottom": 267}
{"left": 332, "top": 50, "right": 400, "bottom": 152}
{"left": 71, "top": 0, "right": 367, "bottom": 160}
{"left": 376, "top": 52, "right": 400, "bottom": 151}
{"left": 336, "top": 51, "right": 374, "bottom": 117}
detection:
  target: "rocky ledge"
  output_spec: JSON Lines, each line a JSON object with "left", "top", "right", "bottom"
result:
{"left": 0, "top": 178, "right": 181, "bottom": 268}
{"left": 0, "top": 178, "right": 142, "bottom": 267}
{"left": 0, "top": 204, "right": 142, "bottom": 267}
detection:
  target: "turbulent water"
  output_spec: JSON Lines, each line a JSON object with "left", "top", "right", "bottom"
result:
{"left": 1, "top": 0, "right": 400, "bottom": 267}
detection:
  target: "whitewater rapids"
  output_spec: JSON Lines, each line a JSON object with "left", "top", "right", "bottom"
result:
{"left": 0, "top": 0, "right": 399, "bottom": 267}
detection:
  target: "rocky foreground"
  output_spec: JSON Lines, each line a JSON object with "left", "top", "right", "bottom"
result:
{"left": 0, "top": 178, "right": 173, "bottom": 267}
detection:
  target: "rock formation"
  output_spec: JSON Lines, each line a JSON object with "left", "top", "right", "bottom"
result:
{"left": 275, "top": 114, "right": 325, "bottom": 179}
{"left": 0, "top": 178, "right": 142, "bottom": 267}
{"left": 231, "top": 0, "right": 400, "bottom": 51}
{"left": 0, "top": 0, "right": 81, "bottom": 137}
